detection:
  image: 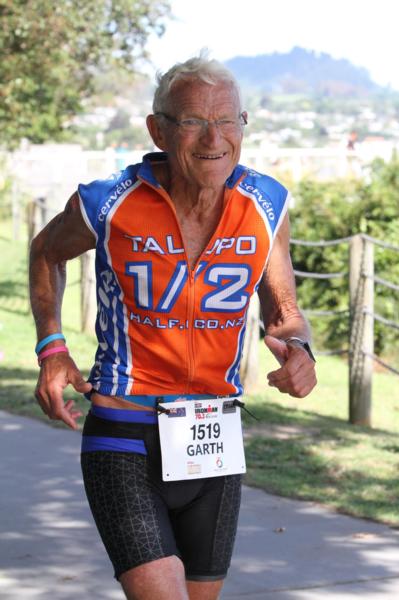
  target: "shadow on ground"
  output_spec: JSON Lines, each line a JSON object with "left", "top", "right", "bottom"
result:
{"left": 241, "top": 399, "right": 399, "bottom": 526}
{"left": 0, "top": 410, "right": 123, "bottom": 600}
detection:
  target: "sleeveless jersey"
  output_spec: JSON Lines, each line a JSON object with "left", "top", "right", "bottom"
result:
{"left": 78, "top": 152, "right": 289, "bottom": 397}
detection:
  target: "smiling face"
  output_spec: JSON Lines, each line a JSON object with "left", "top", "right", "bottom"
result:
{"left": 147, "top": 78, "right": 246, "bottom": 193}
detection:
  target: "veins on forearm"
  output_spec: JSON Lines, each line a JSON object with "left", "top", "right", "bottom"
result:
{"left": 263, "top": 301, "right": 305, "bottom": 336}
{"left": 29, "top": 238, "right": 67, "bottom": 334}
{"left": 258, "top": 278, "right": 308, "bottom": 338}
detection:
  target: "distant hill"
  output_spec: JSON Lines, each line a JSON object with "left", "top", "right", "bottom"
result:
{"left": 225, "top": 47, "right": 382, "bottom": 96}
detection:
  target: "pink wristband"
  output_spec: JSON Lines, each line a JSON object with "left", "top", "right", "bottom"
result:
{"left": 38, "top": 345, "right": 69, "bottom": 366}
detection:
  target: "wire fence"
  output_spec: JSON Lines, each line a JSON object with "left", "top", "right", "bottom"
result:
{"left": 291, "top": 233, "right": 399, "bottom": 425}
{"left": 291, "top": 235, "right": 399, "bottom": 360}
{"left": 291, "top": 235, "right": 351, "bottom": 352}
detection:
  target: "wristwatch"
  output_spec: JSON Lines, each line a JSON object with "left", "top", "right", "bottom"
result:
{"left": 284, "top": 337, "right": 316, "bottom": 362}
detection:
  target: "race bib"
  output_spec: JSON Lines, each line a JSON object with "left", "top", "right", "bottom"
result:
{"left": 158, "top": 398, "right": 246, "bottom": 481}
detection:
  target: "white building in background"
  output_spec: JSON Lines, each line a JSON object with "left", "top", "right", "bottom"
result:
{"left": 8, "top": 143, "right": 146, "bottom": 213}
{"left": 6, "top": 138, "right": 399, "bottom": 215}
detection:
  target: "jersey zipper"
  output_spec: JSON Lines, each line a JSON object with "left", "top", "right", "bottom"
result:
{"left": 139, "top": 176, "right": 242, "bottom": 393}
{"left": 140, "top": 180, "right": 197, "bottom": 391}
{"left": 185, "top": 269, "right": 196, "bottom": 393}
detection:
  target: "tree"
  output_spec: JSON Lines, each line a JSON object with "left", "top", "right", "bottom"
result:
{"left": 0, "top": 0, "right": 170, "bottom": 148}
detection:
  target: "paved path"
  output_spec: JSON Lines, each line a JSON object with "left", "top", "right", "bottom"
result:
{"left": 1, "top": 410, "right": 399, "bottom": 599}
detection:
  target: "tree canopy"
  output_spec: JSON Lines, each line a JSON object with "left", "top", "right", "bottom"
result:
{"left": 0, "top": 0, "right": 170, "bottom": 148}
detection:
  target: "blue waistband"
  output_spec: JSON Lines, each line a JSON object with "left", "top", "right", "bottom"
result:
{"left": 90, "top": 395, "right": 236, "bottom": 423}
{"left": 81, "top": 435, "right": 147, "bottom": 454}
{"left": 120, "top": 393, "right": 228, "bottom": 408}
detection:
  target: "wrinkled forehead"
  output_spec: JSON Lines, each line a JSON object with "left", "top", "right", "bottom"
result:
{"left": 165, "top": 77, "right": 241, "bottom": 115}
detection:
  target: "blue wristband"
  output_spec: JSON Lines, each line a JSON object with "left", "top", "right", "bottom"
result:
{"left": 35, "top": 333, "right": 66, "bottom": 355}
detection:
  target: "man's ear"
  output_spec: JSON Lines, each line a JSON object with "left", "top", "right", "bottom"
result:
{"left": 146, "top": 114, "right": 167, "bottom": 151}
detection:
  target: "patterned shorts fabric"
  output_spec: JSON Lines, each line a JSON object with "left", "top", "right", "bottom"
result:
{"left": 81, "top": 410, "right": 242, "bottom": 580}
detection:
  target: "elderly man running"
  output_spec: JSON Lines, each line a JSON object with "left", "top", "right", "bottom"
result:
{"left": 30, "top": 55, "right": 316, "bottom": 600}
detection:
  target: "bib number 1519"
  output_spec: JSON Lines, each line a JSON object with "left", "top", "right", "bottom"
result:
{"left": 190, "top": 423, "right": 221, "bottom": 440}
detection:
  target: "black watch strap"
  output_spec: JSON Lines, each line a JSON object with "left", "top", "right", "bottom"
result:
{"left": 284, "top": 337, "right": 316, "bottom": 362}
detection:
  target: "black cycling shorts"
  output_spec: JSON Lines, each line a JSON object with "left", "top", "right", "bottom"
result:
{"left": 80, "top": 407, "right": 242, "bottom": 581}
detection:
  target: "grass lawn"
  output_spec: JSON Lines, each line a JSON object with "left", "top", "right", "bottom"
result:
{"left": 0, "top": 218, "right": 97, "bottom": 421}
{"left": 243, "top": 347, "right": 399, "bottom": 525}
{"left": 1, "top": 217, "right": 399, "bottom": 525}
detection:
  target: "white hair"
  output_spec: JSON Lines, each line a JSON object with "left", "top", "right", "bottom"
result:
{"left": 152, "top": 51, "right": 242, "bottom": 113}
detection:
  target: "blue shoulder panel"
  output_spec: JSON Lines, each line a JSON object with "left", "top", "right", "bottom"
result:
{"left": 237, "top": 166, "right": 289, "bottom": 235}
{"left": 78, "top": 163, "right": 141, "bottom": 235}
{"left": 226, "top": 164, "right": 247, "bottom": 188}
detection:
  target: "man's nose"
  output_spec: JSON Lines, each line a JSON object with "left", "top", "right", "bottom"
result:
{"left": 200, "top": 121, "right": 222, "bottom": 143}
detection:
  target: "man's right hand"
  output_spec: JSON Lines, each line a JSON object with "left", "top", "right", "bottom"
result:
{"left": 35, "top": 354, "right": 93, "bottom": 429}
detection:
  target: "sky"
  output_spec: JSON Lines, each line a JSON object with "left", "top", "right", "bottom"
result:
{"left": 146, "top": 0, "right": 399, "bottom": 89}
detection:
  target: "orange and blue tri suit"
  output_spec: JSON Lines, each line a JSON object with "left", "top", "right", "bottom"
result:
{"left": 78, "top": 152, "right": 290, "bottom": 400}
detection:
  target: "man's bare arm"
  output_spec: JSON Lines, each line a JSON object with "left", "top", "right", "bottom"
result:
{"left": 258, "top": 214, "right": 317, "bottom": 397}
{"left": 258, "top": 214, "right": 310, "bottom": 340}
{"left": 29, "top": 192, "right": 96, "bottom": 428}
{"left": 29, "top": 193, "right": 95, "bottom": 334}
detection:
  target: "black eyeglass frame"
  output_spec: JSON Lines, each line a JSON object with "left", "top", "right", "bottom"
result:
{"left": 154, "top": 112, "right": 248, "bottom": 130}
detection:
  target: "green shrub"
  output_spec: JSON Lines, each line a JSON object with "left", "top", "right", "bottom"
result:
{"left": 290, "top": 155, "right": 399, "bottom": 359}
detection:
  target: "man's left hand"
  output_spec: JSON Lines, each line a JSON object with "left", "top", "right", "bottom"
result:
{"left": 264, "top": 335, "right": 317, "bottom": 398}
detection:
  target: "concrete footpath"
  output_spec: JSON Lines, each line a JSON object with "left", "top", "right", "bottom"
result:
{"left": 1, "top": 409, "right": 399, "bottom": 599}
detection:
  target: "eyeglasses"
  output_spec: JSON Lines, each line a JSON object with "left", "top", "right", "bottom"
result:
{"left": 155, "top": 112, "right": 247, "bottom": 134}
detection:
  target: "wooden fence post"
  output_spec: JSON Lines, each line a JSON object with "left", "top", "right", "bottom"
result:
{"left": 240, "top": 294, "right": 260, "bottom": 393}
{"left": 80, "top": 250, "right": 97, "bottom": 334}
{"left": 26, "top": 197, "right": 50, "bottom": 262}
{"left": 349, "top": 234, "right": 374, "bottom": 426}
{"left": 11, "top": 180, "right": 21, "bottom": 241}
{"left": 26, "top": 201, "right": 36, "bottom": 247}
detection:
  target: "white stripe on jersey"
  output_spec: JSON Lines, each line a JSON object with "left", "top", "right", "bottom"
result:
{"left": 103, "top": 179, "right": 142, "bottom": 395}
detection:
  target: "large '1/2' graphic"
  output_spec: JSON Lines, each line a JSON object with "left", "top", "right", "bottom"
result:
{"left": 125, "top": 261, "right": 252, "bottom": 313}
